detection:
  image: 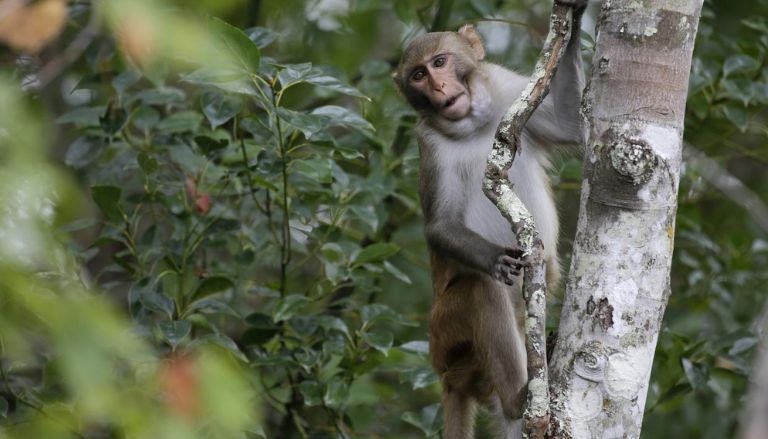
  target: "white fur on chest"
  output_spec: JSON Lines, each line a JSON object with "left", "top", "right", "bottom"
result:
{"left": 423, "top": 62, "right": 559, "bottom": 257}
{"left": 434, "top": 126, "right": 557, "bottom": 254}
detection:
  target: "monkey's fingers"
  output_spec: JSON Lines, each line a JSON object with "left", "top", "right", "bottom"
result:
{"left": 504, "top": 246, "right": 525, "bottom": 259}
{"left": 493, "top": 270, "right": 516, "bottom": 286}
{"left": 499, "top": 255, "right": 525, "bottom": 270}
{"left": 494, "top": 261, "right": 521, "bottom": 285}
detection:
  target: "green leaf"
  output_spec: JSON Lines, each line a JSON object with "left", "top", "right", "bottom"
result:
{"left": 133, "top": 107, "right": 160, "bottom": 133}
{"left": 112, "top": 70, "right": 142, "bottom": 96}
{"left": 312, "top": 105, "right": 375, "bottom": 133}
{"left": 99, "top": 104, "right": 128, "bottom": 134}
{"left": 272, "top": 294, "right": 310, "bottom": 322}
{"left": 190, "top": 334, "right": 248, "bottom": 362}
{"left": 137, "top": 152, "right": 158, "bottom": 175}
{"left": 383, "top": 261, "right": 412, "bottom": 284}
{"left": 298, "top": 380, "right": 324, "bottom": 406}
{"left": 156, "top": 111, "right": 203, "bottom": 134}
{"left": 186, "top": 298, "right": 240, "bottom": 318}
{"left": 65, "top": 137, "right": 101, "bottom": 169}
{"left": 720, "top": 77, "right": 752, "bottom": 106}
{"left": 209, "top": 17, "right": 261, "bottom": 73}
{"left": 349, "top": 205, "right": 378, "bottom": 233}
{"left": 276, "top": 63, "right": 368, "bottom": 99}
{"left": 242, "top": 312, "right": 278, "bottom": 345}
{"left": 652, "top": 382, "right": 692, "bottom": 408}
{"left": 277, "top": 62, "right": 313, "bottom": 87}
{"left": 361, "top": 303, "right": 397, "bottom": 325}
{"left": 723, "top": 54, "right": 760, "bottom": 76}
{"left": 291, "top": 156, "right": 333, "bottom": 183}
{"left": 246, "top": 27, "right": 278, "bottom": 48}
{"left": 201, "top": 91, "right": 242, "bottom": 128}
{"left": 131, "top": 87, "right": 186, "bottom": 105}
{"left": 751, "top": 82, "right": 768, "bottom": 104}
{"left": 194, "top": 276, "right": 235, "bottom": 300}
{"left": 317, "top": 315, "right": 350, "bottom": 337}
{"left": 250, "top": 175, "right": 279, "bottom": 191}
{"left": 241, "top": 327, "right": 277, "bottom": 346}
{"left": 294, "top": 347, "right": 322, "bottom": 367}
{"left": 323, "top": 376, "right": 349, "bottom": 410}
{"left": 352, "top": 243, "right": 400, "bottom": 266}
{"left": 91, "top": 185, "right": 123, "bottom": 223}
{"left": 729, "top": 337, "right": 758, "bottom": 356}
{"left": 56, "top": 106, "right": 105, "bottom": 126}
{"left": 305, "top": 74, "right": 369, "bottom": 100}
{"left": 401, "top": 366, "right": 439, "bottom": 390}
{"left": 246, "top": 312, "right": 276, "bottom": 328}
{"left": 158, "top": 320, "right": 192, "bottom": 350}
{"left": 276, "top": 108, "right": 326, "bottom": 139}
{"left": 320, "top": 243, "right": 345, "bottom": 263}
{"left": 743, "top": 16, "right": 768, "bottom": 32}
{"left": 0, "top": 396, "right": 8, "bottom": 418}
{"left": 402, "top": 404, "right": 441, "bottom": 436}
{"left": 399, "top": 340, "right": 429, "bottom": 355}
{"left": 362, "top": 329, "right": 393, "bottom": 355}
{"left": 139, "top": 290, "right": 176, "bottom": 318}
{"left": 182, "top": 68, "right": 262, "bottom": 97}
{"left": 681, "top": 358, "right": 709, "bottom": 390}
{"left": 195, "top": 135, "right": 229, "bottom": 155}
{"left": 723, "top": 105, "right": 748, "bottom": 132}
{"left": 59, "top": 217, "right": 99, "bottom": 233}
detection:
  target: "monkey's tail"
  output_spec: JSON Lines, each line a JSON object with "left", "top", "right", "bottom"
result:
{"left": 442, "top": 390, "right": 475, "bottom": 439}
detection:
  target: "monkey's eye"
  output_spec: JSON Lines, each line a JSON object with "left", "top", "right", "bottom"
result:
{"left": 433, "top": 56, "right": 446, "bottom": 68}
{"left": 411, "top": 70, "right": 426, "bottom": 81}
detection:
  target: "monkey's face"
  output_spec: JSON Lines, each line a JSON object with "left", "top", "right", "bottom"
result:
{"left": 405, "top": 52, "right": 472, "bottom": 120}
{"left": 395, "top": 28, "right": 485, "bottom": 122}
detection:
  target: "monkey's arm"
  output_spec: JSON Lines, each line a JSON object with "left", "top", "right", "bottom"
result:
{"left": 425, "top": 216, "right": 522, "bottom": 280}
{"left": 526, "top": 5, "right": 585, "bottom": 146}
{"left": 419, "top": 155, "right": 523, "bottom": 285}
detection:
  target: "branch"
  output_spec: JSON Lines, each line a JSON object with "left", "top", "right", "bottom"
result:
{"left": 35, "top": 0, "right": 102, "bottom": 90}
{"left": 481, "top": 2, "right": 576, "bottom": 438}
{"left": 683, "top": 144, "right": 768, "bottom": 234}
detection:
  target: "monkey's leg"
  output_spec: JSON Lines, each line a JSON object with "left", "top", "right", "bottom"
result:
{"left": 491, "top": 397, "right": 523, "bottom": 439}
{"left": 442, "top": 390, "right": 475, "bottom": 439}
{"left": 473, "top": 281, "right": 528, "bottom": 430}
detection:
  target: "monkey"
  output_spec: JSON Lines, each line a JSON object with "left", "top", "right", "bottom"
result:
{"left": 393, "top": 2, "right": 586, "bottom": 438}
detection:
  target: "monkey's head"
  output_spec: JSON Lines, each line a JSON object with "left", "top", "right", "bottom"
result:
{"left": 394, "top": 25, "right": 486, "bottom": 122}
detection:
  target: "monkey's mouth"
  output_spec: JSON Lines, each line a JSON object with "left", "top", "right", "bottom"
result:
{"left": 444, "top": 93, "right": 464, "bottom": 108}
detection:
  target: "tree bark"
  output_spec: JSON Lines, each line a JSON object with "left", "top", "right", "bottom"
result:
{"left": 547, "top": 1, "right": 703, "bottom": 438}
{"left": 739, "top": 305, "right": 768, "bottom": 439}
{"left": 483, "top": 4, "right": 577, "bottom": 437}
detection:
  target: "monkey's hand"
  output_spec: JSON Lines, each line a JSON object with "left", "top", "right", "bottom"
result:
{"left": 492, "top": 246, "right": 526, "bottom": 286}
{"left": 556, "top": 0, "right": 587, "bottom": 8}
{"left": 556, "top": 0, "right": 587, "bottom": 14}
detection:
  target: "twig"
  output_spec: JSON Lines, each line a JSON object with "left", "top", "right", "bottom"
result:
{"left": 35, "top": 0, "right": 102, "bottom": 90}
{"left": 481, "top": 2, "right": 576, "bottom": 438}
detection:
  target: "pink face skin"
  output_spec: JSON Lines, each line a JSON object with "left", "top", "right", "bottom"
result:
{"left": 408, "top": 53, "right": 471, "bottom": 120}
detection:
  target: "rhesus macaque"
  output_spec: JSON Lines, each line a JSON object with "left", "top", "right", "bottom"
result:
{"left": 394, "top": 2, "right": 586, "bottom": 438}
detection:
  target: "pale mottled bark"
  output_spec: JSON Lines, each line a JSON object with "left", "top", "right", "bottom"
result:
{"left": 739, "top": 307, "right": 768, "bottom": 439}
{"left": 547, "top": 1, "right": 703, "bottom": 438}
{"left": 483, "top": 4, "right": 576, "bottom": 438}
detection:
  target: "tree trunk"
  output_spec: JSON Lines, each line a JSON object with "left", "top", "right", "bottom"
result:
{"left": 739, "top": 305, "right": 768, "bottom": 439}
{"left": 547, "top": 1, "right": 704, "bottom": 437}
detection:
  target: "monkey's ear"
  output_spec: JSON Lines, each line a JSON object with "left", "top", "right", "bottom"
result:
{"left": 391, "top": 70, "right": 404, "bottom": 96}
{"left": 458, "top": 24, "right": 485, "bottom": 61}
